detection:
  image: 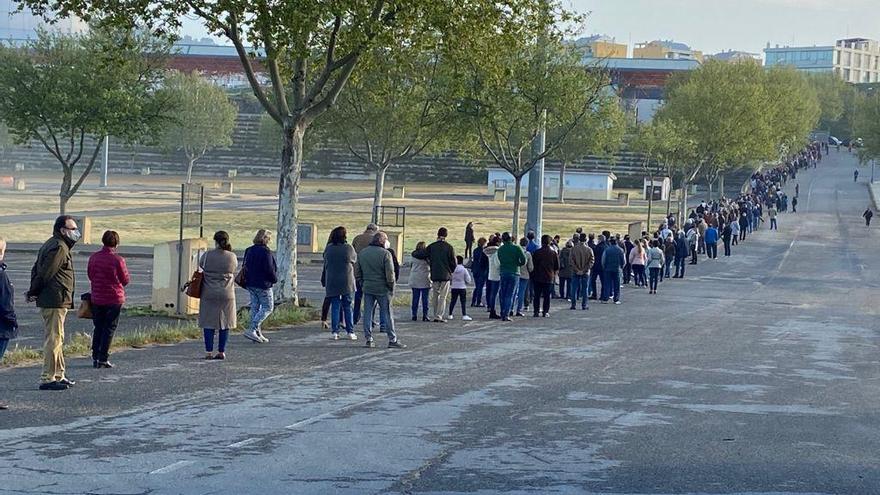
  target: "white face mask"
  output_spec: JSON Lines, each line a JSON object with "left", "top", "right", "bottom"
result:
{"left": 64, "top": 229, "right": 82, "bottom": 243}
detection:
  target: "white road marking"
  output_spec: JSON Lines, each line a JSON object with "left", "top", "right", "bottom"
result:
{"left": 149, "top": 460, "right": 193, "bottom": 475}
{"left": 285, "top": 392, "right": 399, "bottom": 430}
{"left": 227, "top": 437, "right": 260, "bottom": 448}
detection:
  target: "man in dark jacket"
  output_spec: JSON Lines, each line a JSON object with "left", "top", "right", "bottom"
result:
{"left": 601, "top": 239, "right": 625, "bottom": 304}
{"left": 531, "top": 235, "right": 559, "bottom": 317}
{"left": 589, "top": 235, "right": 606, "bottom": 300}
{"left": 470, "top": 238, "right": 488, "bottom": 307}
{"left": 27, "top": 216, "right": 79, "bottom": 391}
{"left": 412, "top": 227, "right": 456, "bottom": 322}
{"left": 0, "top": 237, "right": 17, "bottom": 409}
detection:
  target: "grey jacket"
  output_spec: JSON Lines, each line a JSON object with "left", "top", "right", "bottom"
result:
{"left": 408, "top": 257, "right": 431, "bottom": 289}
{"left": 355, "top": 245, "right": 395, "bottom": 296}
{"left": 322, "top": 243, "right": 357, "bottom": 297}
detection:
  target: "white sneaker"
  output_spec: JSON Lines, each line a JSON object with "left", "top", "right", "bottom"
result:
{"left": 330, "top": 333, "right": 339, "bottom": 341}
{"left": 447, "top": 315, "right": 454, "bottom": 320}
{"left": 256, "top": 330, "right": 269, "bottom": 343}
{"left": 244, "top": 330, "right": 261, "bottom": 343}
{"left": 462, "top": 315, "right": 473, "bottom": 321}
{"left": 348, "top": 332, "right": 358, "bottom": 341}
{"left": 614, "top": 301, "right": 621, "bottom": 305}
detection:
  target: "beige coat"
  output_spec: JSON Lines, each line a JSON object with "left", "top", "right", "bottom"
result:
{"left": 198, "top": 249, "right": 238, "bottom": 330}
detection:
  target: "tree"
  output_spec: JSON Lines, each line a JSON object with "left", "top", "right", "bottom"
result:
{"left": 807, "top": 72, "right": 857, "bottom": 137}
{"left": 320, "top": 44, "right": 457, "bottom": 222}
{"left": 764, "top": 66, "right": 820, "bottom": 159}
{"left": 629, "top": 119, "right": 677, "bottom": 228}
{"left": 158, "top": 71, "right": 237, "bottom": 183}
{"left": 458, "top": 40, "right": 612, "bottom": 238}
{"left": 854, "top": 92, "right": 880, "bottom": 166}
{"left": 0, "top": 27, "right": 169, "bottom": 214}
{"left": 549, "top": 89, "right": 625, "bottom": 203}
{"left": 18, "top": 0, "right": 570, "bottom": 303}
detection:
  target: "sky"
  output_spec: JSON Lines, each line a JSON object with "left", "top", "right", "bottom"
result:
{"left": 179, "top": 0, "right": 880, "bottom": 56}
{"left": 568, "top": 0, "right": 879, "bottom": 55}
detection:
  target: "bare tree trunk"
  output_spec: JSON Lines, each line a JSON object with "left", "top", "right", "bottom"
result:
{"left": 275, "top": 120, "right": 305, "bottom": 304}
{"left": 512, "top": 175, "right": 523, "bottom": 239}
{"left": 666, "top": 177, "right": 674, "bottom": 217}
{"left": 647, "top": 173, "right": 654, "bottom": 230}
{"left": 371, "top": 165, "right": 387, "bottom": 223}
{"left": 679, "top": 182, "right": 689, "bottom": 227}
{"left": 718, "top": 174, "right": 725, "bottom": 199}
{"left": 186, "top": 157, "right": 196, "bottom": 184}
{"left": 707, "top": 180, "right": 713, "bottom": 201}
{"left": 59, "top": 168, "right": 72, "bottom": 214}
{"left": 558, "top": 161, "right": 567, "bottom": 204}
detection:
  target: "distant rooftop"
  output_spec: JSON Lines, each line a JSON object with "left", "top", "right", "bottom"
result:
{"left": 585, "top": 57, "right": 700, "bottom": 71}
{"left": 637, "top": 39, "right": 694, "bottom": 52}
{"left": 575, "top": 34, "right": 620, "bottom": 45}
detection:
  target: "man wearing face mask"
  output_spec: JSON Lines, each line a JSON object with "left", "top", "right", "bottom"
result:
{"left": 27, "top": 215, "right": 79, "bottom": 391}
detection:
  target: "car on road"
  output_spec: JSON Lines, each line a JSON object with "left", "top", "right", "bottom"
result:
{"left": 828, "top": 136, "right": 842, "bottom": 146}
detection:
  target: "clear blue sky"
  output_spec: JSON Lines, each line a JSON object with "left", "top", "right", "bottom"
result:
{"left": 569, "top": 0, "right": 877, "bottom": 55}
{"left": 181, "top": 1, "right": 878, "bottom": 56}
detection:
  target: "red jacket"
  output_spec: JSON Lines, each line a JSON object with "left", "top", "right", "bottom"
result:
{"left": 87, "top": 247, "right": 130, "bottom": 306}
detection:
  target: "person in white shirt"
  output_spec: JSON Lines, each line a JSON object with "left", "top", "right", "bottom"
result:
{"left": 448, "top": 256, "right": 474, "bottom": 321}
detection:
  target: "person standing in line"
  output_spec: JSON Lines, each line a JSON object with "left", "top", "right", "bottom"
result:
{"left": 791, "top": 196, "right": 798, "bottom": 213}
{"left": 525, "top": 231, "right": 539, "bottom": 253}
{"left": 622, "top": 235, "right": 634, "bottom": 285}
{"left": 355, "top": 231, "right": 406, "bottom": 349}
{"left": 646, "top": 240, "right": 665, "bottom": 295}
{"left": 484, "top": 237, "right": 501, "bottom": 319}
{"left": 448, "top": 256, "right": 473, "bottom": 321}
{"left": 470, "top": 237, "right": 488, "bottom": 307}
{"left": 322, "top": 226, "right": 357, "bottom": 340}
{"left": 589, "top": 235, "right": 606, "bottom": 300}
{"left": 0, "top": 236, "right": 18, "bottom": 409}
{"left": 530, "top": 235, "right": 559, "bottom": 317}
{"left": 864, "top": 207, "right": 874, "bottom": 226}
{"left": 730, "top": 216, "right": 740, "bottom": 246}
{"left": 686, "top": 226, "right": 699, "bottom": 265}
{"left": 628, "top": 241, "right": 646, "bottom": 288}
{"left": 87, "top": 230, "right": 130, "bottom": 368}
{"left": 351, "top": 223, "right": 378, "bottom": 325}
{"left": 412, "top": 227, "right": 457, "bottom": 323}
{"left": 408, "top": 241, "right": 431, "bottom": 322}
{"left": 704, "top": 223, "right": 719, "bottom": 259}
{"left": 496, "top": 232, "right": 525, "bottom": 322}
{"left": 241, "top": 229, "right": 277, "bottom": 344}
{"left": 738, "top": 212, "right": 748, "bottom": 241}
{"left": 515, "top": 237, "right": 534, "bottom": 317}
{"left": 768, "top": 205, "right": 778, "bottom": 230}
{"left": 721, "top": 222, "right": 733, "bottom": 257}
{"left": 199, "top": 231, "right": 237, "bottom": 360}
{"left": 673, "top": 231, "right": 688, "bottom": 278}
{"left": 27, "top": 215, "right": 79, "bottom": 391}
{"left": 464, "top": 222, "right": 475, "bottom": 259}
{"left": 569, "top": 233, "right": 593, "bottom": 311}
{"left": 558, "top": 240, "right": 573, "bottom": 300}
{"left": 663, "top": 235, "right": 676, "bottom": 279}
{"left": 600, "top": 238, "right": 625, "bottom": 304}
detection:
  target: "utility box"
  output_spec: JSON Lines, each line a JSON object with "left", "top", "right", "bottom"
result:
{"left": 296, "top": 222, "right": 319, "bottom": 253}
{"left": 643, "top": 177, "right": 671, "bottom": 201}
{"left": 151, "top": 238, "right": 208, "bottom": 315}
{"left": 493, "top": 189, "right": 507, "bottom": 202}
{"left": 385, "top": 230, "right": 405, "bottom": 257}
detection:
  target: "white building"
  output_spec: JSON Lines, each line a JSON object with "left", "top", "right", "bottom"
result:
{"left": 487, "top": 168, "right": 616, "bottom": 201}
{"left": 0, "top": 1, "right": 86, "bottom": 40}
{"left": 764, "top": 37, "right": 880, "bottom": 84}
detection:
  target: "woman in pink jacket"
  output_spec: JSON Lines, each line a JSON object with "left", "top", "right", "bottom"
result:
{"left": 628, "top": 240, "right": 647, "bottom": 288}
{"left": 87, "top": 230, "right": 130, "bottom": 368}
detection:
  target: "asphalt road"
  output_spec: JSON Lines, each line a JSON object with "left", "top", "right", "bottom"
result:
{"left": 1, "top": 151, "right": 879, "bottom": 494}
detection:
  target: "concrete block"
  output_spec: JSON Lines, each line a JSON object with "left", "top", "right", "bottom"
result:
{"left": 13, "top": 178, "right": 25, "bottom": 191}
{"left": 493, "top": 189, "right": 507, "bottom": 202}
{"left": 617, "top": 193, "right": 629, "bottom": 206}
{"left": 392, "top": 185, "right": 406, "bottom": 199}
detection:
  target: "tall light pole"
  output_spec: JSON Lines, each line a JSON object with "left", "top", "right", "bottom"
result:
{"left": 525, "top": 110, "right": 546, "bottom": 239}
{"left": 100, "top": 135, "right": 109, "bottom": 187}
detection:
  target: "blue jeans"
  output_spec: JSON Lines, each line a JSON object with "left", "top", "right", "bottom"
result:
{"left": 499, "top": 273, "right": 518, "bottom": 318}
{"left": 247, "top": 287, "right": 274, "bottom": 332}
{"left": 570, "top": 273, "right": 589, "bottom": 309}
{"left": 363, "top": 293, "right": 397, "bottom": 343}
{"left": 486, "top": 279, "right": 500, "bottom": 314}
{"left": 0, "top": 338, "right": 8, "bottom": 362}
{"left": 589, "top": 269, "right": 602, "bottom": 299}
{"left": 516, "top": 278, "right": 530, "bottom": 313}
{"left": 675, "top": 256, "right": 686, "bottom": 277}
{"left": 472, "top": 274, "right": 486, "bottom": 306}
{"left": 664, "top": 260, "right": 672, "bottom": 278}
{"left": 411, "top": 288, "right": 429, "bottom": 318}
{"left": 330, "top": 293, "right": 354, "bottom": 334}
{"left": 203, "top": 329, "right": 229, "bottom": 353}
{"left": 353, "top": 282, "right": 364, "bottom": 324}
{"left": 603, "top": 270, "right": 620, "bottom": 302}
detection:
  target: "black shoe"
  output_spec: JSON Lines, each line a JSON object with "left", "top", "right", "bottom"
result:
{"left": 501, "top": 317, "right": 511, "bottom": 322}
{"left": 59, "top": 378, "right": 75, "bottom": 387}
{"left": 98, "top": 361, "right": 114, "bottom": 369}
{"left": 489, "top": 313, "right": 501, "bottom": 320}
{"left": 365, "top": 339, "right": 376, "bottom": 348}
{"left": 570, "top": 306, "right": 576, "bottom": 310}
{"left": 39, "top": 381, "right": 69, "bottom": 391}
{"left": 422, "top": 316, "right": 430, "bottom": 322}
{"left": 412, "top": 316, "right": 417, "bottom": 321}
{"left": 388, "top": 341, "right": 407, "bottom": 349}
{"left": 0, "top": 403, "right": 8, "bottom": 410}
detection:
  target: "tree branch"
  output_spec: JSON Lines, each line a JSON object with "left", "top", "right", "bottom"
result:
{"left": 224, "top": 12, "right": 282, "bottom": 124}
{"left": 69, "top": 138, "right": 104, "bottom": 198}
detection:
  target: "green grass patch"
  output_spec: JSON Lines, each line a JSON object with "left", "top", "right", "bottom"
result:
{"left": 237, "top": 303, "right": 317, "bottom": 331}
{"left": 122, "top": 305, "right": 173, "bottom": 318}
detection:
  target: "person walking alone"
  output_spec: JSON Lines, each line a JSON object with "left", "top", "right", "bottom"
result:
{"left": 0, "top": 236, "right": 18, "bottom": 409}
{"left": 322, "top": 226, "right": 357, "bottom": 340}
{"left": 768, "top": 205, "right": 778, "bottom": 230}
{"left": 27, "top": 215, "right": 79, "bottom": 391}
{"left": 199, "top": 231, "right": 238, "bottom": 360}
{"left": 646, "top": 240, "right": 665, "bottom": 295}
{"left": 409, "top": 241, "right": 431, "bottom": 322}
{"left": 355, "top": 232, "right": 406, "bottom": 349}
{"left": 87, "top": 230, "right": 130, "bottom": 368}
{"left": 864, "top": 207, "right": 874, "bottom": 226}
{"left": 569, "top": 233, "right": 593, "bottom": 310}
{"left": 412, "top": 228, "right": 456, "bottom": 323}
{"left": 464, "top": 222, "right": 475, "bottom": 259}
{"left": 241, "top": 229, "right": 277, "bottom": 343}
{"left": 531, "top": 235, "right": 559, "bottom": 317}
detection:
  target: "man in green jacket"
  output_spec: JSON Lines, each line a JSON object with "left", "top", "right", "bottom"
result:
{"left": 27, "top": 215, "right": 80, "bottom": 391}
{"left": 496, "top": 232, "right": 525, "bottom": 321}
{"left": 355, "top": 231, "right": 406, "bottom": 349}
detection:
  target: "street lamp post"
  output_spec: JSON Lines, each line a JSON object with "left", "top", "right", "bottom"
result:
{"left": 100, "top": 135, "right": 109, "bottom": 187}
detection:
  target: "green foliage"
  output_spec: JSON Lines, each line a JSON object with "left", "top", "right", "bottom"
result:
{"left": 855, "top": 92, "right": 880, "bottom": 163}
{"left": 0, "top": 27, "right": 170, "bottom": 212}
{"left": 551, "top": 88, "right": 625, "bottom": 164}
{"left": 762, "top": 66, "right": 820, "bottom": 158}
{"left": 807, "top": 72, "right": 860, "bottom": 138}
{"left": 157, "top": 70, "right": 237, "bottom": 181}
